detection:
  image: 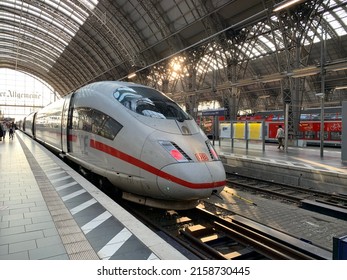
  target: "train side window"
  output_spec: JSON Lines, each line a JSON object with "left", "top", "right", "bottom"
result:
{"left": 100, "top": 118, "right": 123, "bottom": 140}
{"left": 71, "top": 108, "right": 78, "bottom": 129}
{"left": 297, "top": 131, "right": 304, "bottom": 138}
{"left": 331, "top": 132, "right": 341, "bottom": 140}
{"left": 317, "top": 132, "right": 329, "bottom": 140}
{"left": 325, "top": 113, "right": 334, "bottom": 120}
{"left": 90, "top": 110, "right": 106, "bottom": 135}
{"left": 90, "top": 109, "right": 123, "bottom": 139}
{"left": 72, "top": 107, "right": 92, "bottom": 132}
{"left": 72, "top": 108, "right": 79, "bottom": 129}
{"left": 305, "top": 131, "right": 316, "bottom": 139}
{"left": 72, "top": 107, "right": 122, "bottom": 140}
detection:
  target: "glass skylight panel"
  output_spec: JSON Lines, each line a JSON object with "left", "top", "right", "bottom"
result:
{"left": 51, "top": 20, "right": 75, "bottom": 37}
{"left": 0, "top": 55, "right": 13, "bottom": 59}
{"left": 47, "top": 0, "right": 70, "bottom": 15}
{"left": 254, "top": 43, "right": 266, "bottom": 55}
{"left": 196, "top": 66, "right": 205, "bottom": 74}
{"left": 6, "top": 25, "right": 64, "bottom": 54}
{"left": 272, "top": 30, "right": 284, "bottom": 48}
{"left": 41, "top": 30, "right": 68, "bottom": 48}
{"left": 0, "top": 32, "right": 19, "bottom": 41}
{"left": 258, "top": 35, "right": 276, "bottom": 51}
{"left": 0, "top": 0, "right": 100, "bottom": 73}
{"left": 40, "top": 13, "right": 53, "bottom": 23}
{"left": 335, "top": 9, "right": 345, "bottom": 18}
{"left": 324, "top": 6, "right": 347, "bottom": 36}
{"left": 263, "top": 24, "right": 272, "bottom": 31}
{"left": 79, "top": 0, "right": 98, "bottom": 11}
{"left": 201, "top": 56, "right": 211, "bottom": 65}
{"left": 0, "top": 13, "right": 19, "bottom": 23}
{"left": 0, "top": 41, "right": 15, "bottom": 47}
{"left": 242, "top": 48, "right": 250, "bottom": 58}
{"left": 10, "top": 16, "right": 69, "bottom": 48}
{"left": 58, "top": 2, "right": 85, "bottom": 21}
{"left": 27, "top": 61, "right": 52, "bottom": 72}
{"left": 304, "top": 29, "right": 315, "bottom": 43}
{"left": 252, "top": 47, "right": 262, "bottom": 57}
{"left": 70, "top": 14, "right": 84, "bottom": 26}
{"left": 62, "top": 26, "right": 75, "bottom": 38}
{"left": 211, "top": 60, "right": 219, "bottom": 70}
{"left": 27, "top": 7, "right": 42, "bottom": 17}
{"left": 331, "top": 10, "right": 347, "bottom": 36}
{"left": 17, "top": 48, "right": 57, "bottom": 64}
{"left": 239, "top": 44, "right": 251, "bottom": 58}
{"left": 270, "top": 15, "right": 278, "bottom": 22}
{"left": 45, "top": 0, "right": 58, "bottom": 9}
{"left": 334, "top": 26, "right": 345, "bottom": 36}
{"left": 6, "top": 16, "right": 41, "bottom": 33}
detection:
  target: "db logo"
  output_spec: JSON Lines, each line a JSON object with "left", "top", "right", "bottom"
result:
{"left": 195, "top": 153, "right": 209, "bottom": 162}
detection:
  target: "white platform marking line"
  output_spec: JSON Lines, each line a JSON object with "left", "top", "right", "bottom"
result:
{"left": 62, "top": 189, "right": 86, "bottom": 201}
{"left": 38, "top": 162, "right": 55, "bottom": 166}
{"left": 44, "top": 166, "right": 61, "bottom": 172}
{"left": 40, "top": 163, "right": 57, "bottom": 169}
{"left": 81, "top": 211, "right": 112, "bottom": 234}
{"left": 47, "top": 170, "right": 66, "bottom": 177}
{"left": 147, "top": 253, "right": 159, "bottom": 260}
{"left": 70, "top": 198, "right": 97, "bottom": 215}
{"left": 56, "top": 181, "right": 78, "bottom": 191}
{"left": 50, "top": 175, "right": 72, "bottom": 183}
{"left": 98, "top": 228, "right": 133, "bottom": 260}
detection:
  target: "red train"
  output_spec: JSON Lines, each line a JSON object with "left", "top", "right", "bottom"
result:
{"left": 239, "top": 106, "right": 342, "bottom": 147}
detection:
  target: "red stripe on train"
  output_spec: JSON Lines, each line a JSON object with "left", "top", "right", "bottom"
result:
{"left": 89, "top": 139, "right": 225, "bottom": 189}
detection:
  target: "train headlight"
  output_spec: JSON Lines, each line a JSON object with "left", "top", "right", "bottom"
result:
{"left": 159, "top": 141, "right": 191, "bottom": 163}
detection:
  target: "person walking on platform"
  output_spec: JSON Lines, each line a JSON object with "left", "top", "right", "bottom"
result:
{"left": 9, "top": 125, "right": 14, "bottom": 140}
{"left": 276, "top": 125, "right": 285, "bottom": 150}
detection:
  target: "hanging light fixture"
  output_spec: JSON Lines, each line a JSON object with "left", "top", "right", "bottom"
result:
{"left": 273, "top": 0, "right": 305, "bottom": 12}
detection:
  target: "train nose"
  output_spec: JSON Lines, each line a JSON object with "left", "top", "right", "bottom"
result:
{"left": 156, "top": 161, "right": 226, "bottom": 200}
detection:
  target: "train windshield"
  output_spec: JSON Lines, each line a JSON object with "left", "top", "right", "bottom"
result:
{"left": 113, "top": 86, "right": 192, "bottom": 121}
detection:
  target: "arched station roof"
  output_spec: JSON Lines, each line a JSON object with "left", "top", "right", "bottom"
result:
{"left": 1, "top": 0, "right": 347, "bottom": 111}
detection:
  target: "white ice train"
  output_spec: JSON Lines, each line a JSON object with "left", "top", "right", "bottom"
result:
{"left": 23, "top": 81, "right": 226, "bottom": 209}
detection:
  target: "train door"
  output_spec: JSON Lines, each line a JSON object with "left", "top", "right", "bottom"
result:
{"left": 31, "top": 112, "right": 37, "bottom": 138}
{"left": 61, "top": 93, "right": 74, "bottom": 153}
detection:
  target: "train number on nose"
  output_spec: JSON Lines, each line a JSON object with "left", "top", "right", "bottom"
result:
{"left": 195, "top": 153, "right": 209, "bottom": 162}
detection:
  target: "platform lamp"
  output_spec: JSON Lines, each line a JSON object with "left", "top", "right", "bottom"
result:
{"left": 315, "top": 92, "right": 325, "bottom": 157}
{"left": 283, "top": 89, "right": 291, "bottom": 152}
{"left": 273, "top": 0, "right": 306, "bottom": 12}
{"left": 127, "top": 72, "right": 137, "bottom": 79}
{"left": 317, "top": 15, "right": 327, "bottom": 158}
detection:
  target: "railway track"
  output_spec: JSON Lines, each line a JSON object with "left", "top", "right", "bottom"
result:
{"left": 121, "top": 202, "right": 331, "bottom": 260}
{"left": 226, "top": 173, "right": 347, "bottom": 220}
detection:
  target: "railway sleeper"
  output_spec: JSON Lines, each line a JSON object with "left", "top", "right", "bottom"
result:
{"left": 181, "top": 225, "right": 258, "bottom": 260}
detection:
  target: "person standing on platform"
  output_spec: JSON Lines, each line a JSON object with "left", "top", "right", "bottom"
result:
{"left": 0, "top": 123, "right": 3, "bottom": 141}
{"left": 9, "top": 124, "right": 14, "bottom": 140}
{"left": 2, "top": 124, "right": 7, "bottom": 140}
{"left": 276, "top": 125, "right": 285, "bottom": 150}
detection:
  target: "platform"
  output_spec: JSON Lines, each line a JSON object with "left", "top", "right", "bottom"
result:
{"left": 0, "top": 131, "right": 187, "bottom": 260}
{"left": 216, "top": 139, "right": 347, "bottom": 195}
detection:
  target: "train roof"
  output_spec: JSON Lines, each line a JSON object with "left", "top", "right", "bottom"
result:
{"left": 80, "top": 81, "right": 152, "bottom": 91}
{"left": 254, "top": 106, "right": 341, "bottom": 116}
